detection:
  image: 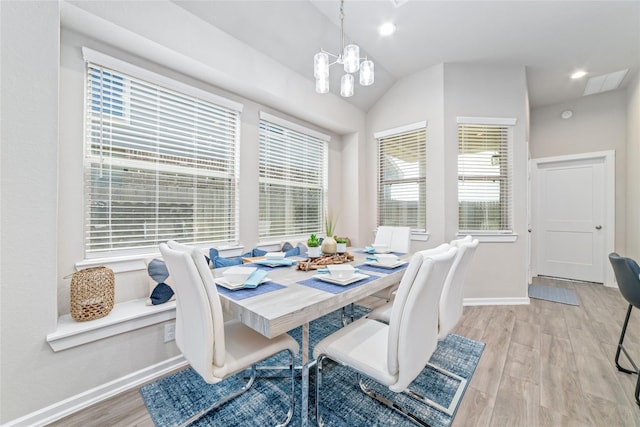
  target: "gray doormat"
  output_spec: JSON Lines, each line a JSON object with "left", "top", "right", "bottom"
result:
{"left": 528, "top": 284, "right": 580, "bottom": 306}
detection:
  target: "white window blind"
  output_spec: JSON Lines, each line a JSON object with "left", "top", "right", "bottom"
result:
{"left": 458, "top": 122, "right": 513, "bottom": 233}
{"left": 258, "top": 115, "right": 328, "bottom": 239}
{"left": 84, "top": 61, "right": 241, "bottom": 256}
{"left": 376, "top": 125, "right": 427, "bottom": 231}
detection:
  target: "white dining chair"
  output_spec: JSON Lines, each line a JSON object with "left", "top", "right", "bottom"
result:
{"left": 375, "top": 225, "right": 411, "bottom": 253}
{"left": 160, "top": 241, "right": 299, "bottom": 426}
{"left": 369, "top": 226, "right": 412, "bottom": 302}
{"left": 368, "top": 236, "right": 478, "bottom": 340}
{"left": 438, "top": 236, "right": 478, "bottom": 339}
{"left": 314, "top": 247, "right": 457, "bottom": 425}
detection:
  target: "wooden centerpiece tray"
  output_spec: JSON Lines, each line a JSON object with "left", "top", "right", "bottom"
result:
{"left": 296, "top": 253, "right": 355, "bottom": 271}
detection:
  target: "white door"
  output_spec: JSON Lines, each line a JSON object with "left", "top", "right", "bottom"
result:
{"left": 534, "top": 156, "right": 606, "bottom": 282}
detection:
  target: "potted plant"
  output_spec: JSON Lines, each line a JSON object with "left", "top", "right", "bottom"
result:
{"left": 336, "top": 237, "right": 348, "bottom": 254}
{"left": 321, "top": 213, "right": 337, "bottom": 255}
{"left": 307, "top": 234, "right": 321, "bottom": 258}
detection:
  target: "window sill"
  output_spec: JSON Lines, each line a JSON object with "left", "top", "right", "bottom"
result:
{"left": 75, "top": 245, "right": 245, "bottom": 273}
{"left": 411, "top": 232, "right": 430, "bottom": 242}
{"left": 46, "top": 298, "right": 176, "bottom": 352}
{"left": 457, "top": 233, "right": 519, "bottom": 243}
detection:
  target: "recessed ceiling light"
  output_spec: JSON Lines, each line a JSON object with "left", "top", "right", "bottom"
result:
{"left": 379, "top": 22, "right": 396, "bottom": 36}
{"left": 571, "top": 70, "right": 587, "bottom": 79}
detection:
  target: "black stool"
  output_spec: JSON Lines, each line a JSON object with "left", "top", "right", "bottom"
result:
{"left": 608, "top": 252, "right": 640, "bottom": 406}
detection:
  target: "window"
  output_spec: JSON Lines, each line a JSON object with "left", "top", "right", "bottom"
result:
{"left": 457, "top": 117, "right": 515, "bottom": 233}
{"left": 84, "top": 48, "right": 242, "bottom": 256}
{"left": 375, "top": 123, "right": 427, "bottom": 231}
{"left": 258, "top": 112, "right": 329, "bottom": 239}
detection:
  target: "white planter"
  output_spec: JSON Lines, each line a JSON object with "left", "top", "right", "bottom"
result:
{"left": 307, "top": 246, "right": 322, "bottom": 258}
{"left": 336, "top": 243, "right": 347, "bottom": 253}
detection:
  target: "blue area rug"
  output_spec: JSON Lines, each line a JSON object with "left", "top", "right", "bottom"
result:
{"left": 140, "top": 306, "right": 484, "bottom": 426}
{"left": 528, "top": 284, "right": 580, "bottom": 306}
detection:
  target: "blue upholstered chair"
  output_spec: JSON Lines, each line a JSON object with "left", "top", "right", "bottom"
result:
{"left": 608, "top": 252, "right": 640, "bottom": 406}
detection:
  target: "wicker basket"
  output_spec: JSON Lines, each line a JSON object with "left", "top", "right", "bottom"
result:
{"left": 70, "top": 266, "right": 115, "bottom": 322}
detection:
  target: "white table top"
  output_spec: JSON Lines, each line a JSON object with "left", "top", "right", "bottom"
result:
{"left": 213, "top": 250, "right": 408, "bottom": 339}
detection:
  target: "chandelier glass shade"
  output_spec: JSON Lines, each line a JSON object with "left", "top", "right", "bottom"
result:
{"left": 314, "top": 0, "right": 374, "bottom": 97}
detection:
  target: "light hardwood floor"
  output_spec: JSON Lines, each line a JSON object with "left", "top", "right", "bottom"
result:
{"left": 48, "top": 277, "right": 640, "bottom": 426}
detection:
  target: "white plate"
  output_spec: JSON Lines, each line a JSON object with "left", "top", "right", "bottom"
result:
{"left": 365, "top": 260, "right": 408, "bottom": 269}
{"left": 215, "top": 277, "right": 269, "bottom": 290}
{"left": 313, "top": 272, "right": 369, "bottom": 286}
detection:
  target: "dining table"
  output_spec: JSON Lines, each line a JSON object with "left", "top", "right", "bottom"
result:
{"left": 211, "top": 249, "right": 410, "bottom": 426}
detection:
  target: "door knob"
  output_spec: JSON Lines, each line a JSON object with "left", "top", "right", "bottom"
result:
{"left": 595, "top": 225, "right": 602, "bottom": 230}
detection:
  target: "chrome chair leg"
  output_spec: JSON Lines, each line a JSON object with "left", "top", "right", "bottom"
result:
{"left": 276, "top": 349, "right": 296, "bottom": 427}
{"left": 318, "top": 352, "right": 437, "bottom": 427}
{"left": 315, "top": 355, "right": 327, "bottom": 427}
{"left": 403, "top": 362, "right": 467, "bottom": 417}
{"left": 341, "top": 303, "right": 355, "bottom": 326}
{"left": 179, "top": 365, "right": 257, "bottom": 427}
{"left": 358, "top": 362, "right": 466, "bottom": 422}
{"left": 358, "top": 376, "right": 431, "bottom": 427}
{"left": 180, "top": 349, "right": 297, "bottom": 427}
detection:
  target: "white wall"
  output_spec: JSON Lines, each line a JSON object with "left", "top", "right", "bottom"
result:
{"left": 1, "top": 1, "right": 61, "bottom": 421}
{"left": 443, "top": 63, "right": 530, "bottom": 300}
{"left": 366, "top": 63, "right": 530, "bottom": 301}
{"left": 366, "top": 64, "right": 447, "bottom": 248}
{"left": 626, "top": 74, "right": 640, "bottom": 260}
{"left": 530, "top": 89, "right": 628, "bottom": 254}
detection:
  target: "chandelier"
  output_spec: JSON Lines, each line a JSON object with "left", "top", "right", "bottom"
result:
{"left": 313, "top": 0, "right": 374, "bottom": 97}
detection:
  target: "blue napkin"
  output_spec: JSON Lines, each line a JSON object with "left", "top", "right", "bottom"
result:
{"left": 243, "top": 269, "right": 269, "bottom": 288}
{"left": 364, "top": 246, "right": 376, "bottom": 254}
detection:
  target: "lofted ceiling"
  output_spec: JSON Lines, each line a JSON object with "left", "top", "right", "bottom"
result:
{"left": 173, "top": 0, "right": 640, "bottom": 112}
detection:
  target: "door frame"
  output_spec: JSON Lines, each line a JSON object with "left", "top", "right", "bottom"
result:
{"left": 530, "top": 150, "right": 615, "bottom": 287}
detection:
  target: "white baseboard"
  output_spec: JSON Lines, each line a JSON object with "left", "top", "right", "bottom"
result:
{"left": 2, "top": 355, "right": 187, "bottom": 427}
{"left": 463, "top": 296, "right": 530, "bottom": 306}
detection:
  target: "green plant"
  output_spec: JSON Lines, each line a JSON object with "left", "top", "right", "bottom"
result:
{"left": 335, "top": 237, "right": 347, "bottom": 244}
{"left": 307, "top": 234, "right": 319, "bottom": 247}
{"left": 324, "top": 213, "right": 336, "bottom": 237}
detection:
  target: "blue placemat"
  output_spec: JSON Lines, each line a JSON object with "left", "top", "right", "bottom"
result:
{"left": 297, "top": 274, "right": 380, "bottom": 294}
{"left": 216, "top": 281, "right": 286, "bottom": 301}
{"left": 356, "top": 262, "right": 409, "bottom": 274}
